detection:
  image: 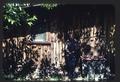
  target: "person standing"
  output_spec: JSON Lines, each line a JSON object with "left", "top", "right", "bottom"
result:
{"left": 64, "top": 31, "right": 80, "bottom": 79}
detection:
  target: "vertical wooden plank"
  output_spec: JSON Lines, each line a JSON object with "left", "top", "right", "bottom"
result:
{"left": 59, "top": 41, "right": 61, "bottom": 64}
{"left": 56, "top": 38, "right": 58, "bottom": 66}
{"left": 53, "top": 33, "right": 56, "bottom": 64}
{"left": 49, "top": 32, "right": 52, "bottom": 64}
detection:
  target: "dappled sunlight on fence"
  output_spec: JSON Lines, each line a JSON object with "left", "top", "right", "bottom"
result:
{"left": 2, "top": 25, "right": 116, "bottom": 81}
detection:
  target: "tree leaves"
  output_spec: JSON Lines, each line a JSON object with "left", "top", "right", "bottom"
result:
{"left": 3, "top": 3, "right": 38, "bottom": 29}
{"left": 27, "top": 22, "right": 33, "bottom": 27}
{"left": 34, "top": 3, "right": 58, "bottom": 10}
{"left": 26, "top": 15, "right": 37, "bottom": 27}
{"left": 3, "top": 3, "right": 58, "bottom": 29}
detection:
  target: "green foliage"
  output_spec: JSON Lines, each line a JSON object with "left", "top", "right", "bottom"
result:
{"left": 3, "top": 3, "right": 58, "bottom": 29}
{"left": 39, "top": 3, "right": 58, "bottom": 10}
{"left": 3, "top": 3, "right": 37, "bottom": 29}
{"left": 34, "top": 3, "right": 58, "bottom": 10}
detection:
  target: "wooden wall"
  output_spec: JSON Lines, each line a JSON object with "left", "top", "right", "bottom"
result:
{"left": 1, "top": 25, "right": 110, "bottom": 66}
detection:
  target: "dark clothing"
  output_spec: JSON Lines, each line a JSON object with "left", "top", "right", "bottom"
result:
{"left": 64, "top": 38, "right": 80, "bottom": 79}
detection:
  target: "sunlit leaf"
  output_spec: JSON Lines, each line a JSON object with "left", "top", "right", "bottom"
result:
{"left": 8, "top": 19, "right": 11, "bottom": 22}
{"left": 28, "top": 22, "right": 33, "bottom": 26}
{"left": 11, "top": 20, "right": 15, "bottom": 24}
{"left": 19, "top": 7, "right": 22, "bottom": 11}
{"left": 33, "top": 15, "right": 37, "bottom": 20}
